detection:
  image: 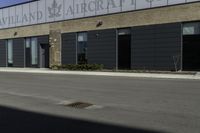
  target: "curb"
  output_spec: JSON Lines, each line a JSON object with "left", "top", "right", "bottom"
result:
{"left": 0, "top": 68, "right": 199, "bottom": 80}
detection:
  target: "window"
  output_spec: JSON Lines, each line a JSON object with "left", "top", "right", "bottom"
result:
{"left": 25, "top": 38, "right": 31, "bottom": 48}
{"left": 25, "top": 37, "right": 38, "bottom": 66}
{"left": 7, "top": 39, "right": 13, "bottom": 67}
{"left": 183, "top": 22, "right": 200, "bottom": 35}
{"left": 118, "top": 28, "right": 131, "bottom": 35}
{"left": 31, "top": 37, "right": 38, "bottom": 65}
{"left": 77, "top": 32, "right": 88, "bottom": 64}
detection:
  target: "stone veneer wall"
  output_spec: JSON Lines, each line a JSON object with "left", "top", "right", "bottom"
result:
{"left": 49, "top": 30, "right": 62, "bottom": 67}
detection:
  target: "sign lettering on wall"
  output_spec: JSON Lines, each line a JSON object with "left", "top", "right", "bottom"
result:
{"left": 0, "top": 0, "right": 199, "bottom": 29}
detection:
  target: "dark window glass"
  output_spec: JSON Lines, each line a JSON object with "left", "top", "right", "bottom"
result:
{"left": 25, "top": 37, "right": 38, "bottom": 67}
{"left": 7, "top": 39, "right": 13, "bottom": 67}
{"left": 31, "top": 37, "right": 38, "bottom": 65}
{"left": 77, "top": 32, "right": 87, "bottom": 64}
{"left": 183, "top": 22, "right": 200, "bottom": 35}
{"left": 25, "top": 38, "right": 31, "bottom": 48}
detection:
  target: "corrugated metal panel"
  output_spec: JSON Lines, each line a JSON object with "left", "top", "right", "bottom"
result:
{"left": 13, "top": 38, "right": 25, "bottom": 67}
{"left": 131, "top": 23, "right": 182, "bottom": 71}
{"left": 62, "top": 33, "right": 77, "bottom": 64}
{"left": 0, "top": 40, "right": 7, "bottom": 67}
{"left": 88, "top": 29, "right": 116, "bottom": 69}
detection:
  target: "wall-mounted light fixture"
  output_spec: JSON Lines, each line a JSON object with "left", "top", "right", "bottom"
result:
{"left": 14, "top": 32, "right": 18, "bottom": 36}
{"left": 96, "top": 20, "right": 103, "bottom": 27}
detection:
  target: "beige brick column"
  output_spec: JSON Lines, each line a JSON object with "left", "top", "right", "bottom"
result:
{"left": 49, "top": 30, "right": 62, "bottom": 67}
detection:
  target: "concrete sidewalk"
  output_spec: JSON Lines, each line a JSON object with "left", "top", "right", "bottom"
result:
{"left": 0, "top": 68, "right": 200, "bottom": 80}
{"left": 0, "top": 67, "right": 199, "bottom": 80}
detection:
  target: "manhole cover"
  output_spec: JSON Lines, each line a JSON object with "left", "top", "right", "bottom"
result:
{"left": 63, "top": 102, "right": 93, "bottom": 109}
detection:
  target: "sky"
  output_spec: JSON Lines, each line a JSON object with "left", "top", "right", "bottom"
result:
{"left": 0, "top": 0, "right": 33, "bottom": 8}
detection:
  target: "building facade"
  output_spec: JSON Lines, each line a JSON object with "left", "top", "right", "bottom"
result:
{"left": 0, "top": 0, "right": 200, "bottom": 71}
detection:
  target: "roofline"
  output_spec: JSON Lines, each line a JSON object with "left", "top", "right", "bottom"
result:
{"left": 0, "top": 0, "right": 39, "bottom": 10}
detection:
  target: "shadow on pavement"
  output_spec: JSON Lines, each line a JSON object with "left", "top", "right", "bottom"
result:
{"left": 0, "top": 105, "right": 167, "bottom": 133}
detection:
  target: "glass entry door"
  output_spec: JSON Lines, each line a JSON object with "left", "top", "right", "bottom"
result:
{"left": 39, "top": 43, "right": 49, "bottom": 68}
{"left": 118, "top": 29, "right": 131, "bottom": 69}
{"left": 25, "top": 37, "right": 38, "bottom": 68}
{"left": 183, "top": 22, "right": 200, "bottom": 71}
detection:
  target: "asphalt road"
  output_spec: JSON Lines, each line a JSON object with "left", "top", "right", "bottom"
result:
{"left": 0, "top": 72, "right": 199, "bottom": 133}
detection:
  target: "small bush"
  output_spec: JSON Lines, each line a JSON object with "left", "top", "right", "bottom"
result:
{"left": 50, "top": 64, "right": 104, "bottom": 71}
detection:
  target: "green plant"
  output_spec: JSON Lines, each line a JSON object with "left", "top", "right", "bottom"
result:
{"left": 50, "top": 64, "right": 104, "bottom": 71}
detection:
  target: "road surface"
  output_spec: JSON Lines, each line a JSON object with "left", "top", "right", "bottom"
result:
{"left": 0, "top": 72, "right": 199, "bottom": 133}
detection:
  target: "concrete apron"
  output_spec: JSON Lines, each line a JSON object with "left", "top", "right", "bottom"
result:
{"left": 0, "top": 67, "right": 199, "bottom": 80}
{"left": 196, "top": 72, "right": 200, "bottom": 76}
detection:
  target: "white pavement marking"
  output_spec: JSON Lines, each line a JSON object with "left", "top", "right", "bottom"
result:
{"left": 0, "top": 68, "right": 199, "bottom": 80}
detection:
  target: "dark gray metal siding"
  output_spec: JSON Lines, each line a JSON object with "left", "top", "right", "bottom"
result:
{"left": 13, "top": 38, "right": 25, "bottom": 67}
{"left": 131, "top": 23, "right": 182, "bottom": 71}
{"left": 0, "top": 40, "right": 7, "bottom": 67}
{"left": 38, "top": 36, "right": 49, "bottom": 44}
{"left": 62, "top": 33, "right": 77, "bottom": 64}
{"left": 88, "top": 29, "right": 116, "bottom": 69}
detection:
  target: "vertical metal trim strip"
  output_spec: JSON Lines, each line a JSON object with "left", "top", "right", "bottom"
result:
{"left": 116, "top": 29, "right": 118, "bottom": 70}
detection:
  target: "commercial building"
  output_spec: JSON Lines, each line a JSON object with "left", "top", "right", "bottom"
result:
{"left": 0, "top": 0, "right": 200, "bottom": 71}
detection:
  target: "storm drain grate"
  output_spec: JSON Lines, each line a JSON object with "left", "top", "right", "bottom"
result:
{"left": 64, "top": 102, "right": 93, "bottom": 109}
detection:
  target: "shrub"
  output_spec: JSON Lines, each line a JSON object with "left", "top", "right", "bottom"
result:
{"left": 50, "top": 64, "right": 104, "bottom": 71}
